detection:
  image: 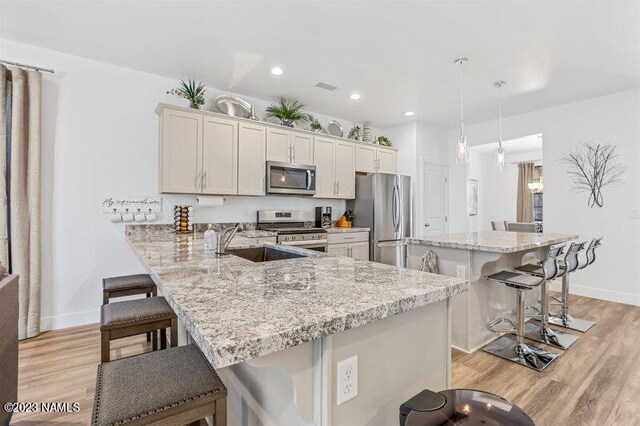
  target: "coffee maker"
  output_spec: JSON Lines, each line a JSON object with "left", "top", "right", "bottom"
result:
{"left": 315, "top": 207, "right": 332, "bottom": 228}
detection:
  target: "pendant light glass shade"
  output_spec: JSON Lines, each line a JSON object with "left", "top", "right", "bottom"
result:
{"left": 494, "top": 80, "right": 506, "bottom": 171}
{"left": 455, "top": 57, "right": 469, "bottom": 164}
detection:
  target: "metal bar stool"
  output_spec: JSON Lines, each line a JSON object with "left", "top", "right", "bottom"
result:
{"left": 103, "top": 274, "right": 157, "bottom": 344}
{"left": 92, "top": 345, "right": 226, "bottom": 425}
{"left": 100, "top": 297, "right": 177, "bottom": 363}
{"left": 548, "top": 239, "right": 598, "bottom": 332}
{"left": 515, "top": 244, "right": 579, "bottom": 350}
{"left": 483, "top": 256, "right": 559, "bottom": 371}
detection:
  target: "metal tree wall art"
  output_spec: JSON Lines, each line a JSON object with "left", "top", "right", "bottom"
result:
{"left": 562, "top": 142, "right": 626, "bottom": 208}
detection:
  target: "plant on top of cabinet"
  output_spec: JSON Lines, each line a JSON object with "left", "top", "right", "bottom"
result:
{"left": 308, "top": 114, "right": 327, "bottom": 133}
{"left": 347, "top": 125, "right": 361, "bottom": 141}
{"left": 264, "top": 96, "right": 310, "bottom": 128}
{"left": 377, "top": 136, "right": 392, "bottom": 147}
{"left": 167, "top": 79, "right": 206, "bottom": 109}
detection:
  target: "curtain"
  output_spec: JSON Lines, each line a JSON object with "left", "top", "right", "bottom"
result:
{"left": 0, "top": 65, "right": 42, "bottom": 339}
{"left": 517, "top": 163, "right": 534, "bottom": 223}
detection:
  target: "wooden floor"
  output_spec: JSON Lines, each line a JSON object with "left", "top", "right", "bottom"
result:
{"left": 10, "top": 293, "right": 640, "bottom": 425}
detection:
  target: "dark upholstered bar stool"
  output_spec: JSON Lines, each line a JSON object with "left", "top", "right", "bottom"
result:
{"left": 515, "top": 244, "right": 579, "bottom": 350}
{"left": 100, "top": 297, "right": 177, "bottom": 363}
{"left": 483, "top": 252, "right": 560, "bottom": 371}
{"left": 548, "top": 240, "right": 598, "bottom": 332}
{"left": 92, "top": 345, "right": 226, "bottom": 426}
{"left": 103, "top": 274, "right": 157, "bottom": 343}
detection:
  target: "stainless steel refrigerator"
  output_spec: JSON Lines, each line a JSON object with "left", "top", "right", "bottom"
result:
{"left": 347, "top": 173, "right": 412, "bottom": 267}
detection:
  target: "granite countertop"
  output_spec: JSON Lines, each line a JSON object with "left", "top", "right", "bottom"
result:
{"left": 126, "top": 231, "right": 467, "bottom": 369}
{"left": 237, "top": 230, "right": 277, "bottom": 238}
{"left": 326, "top": 227, "right": 370, "bottom": 233}
{"left": 407, "top": 231, "right": 578, "bottom": 253}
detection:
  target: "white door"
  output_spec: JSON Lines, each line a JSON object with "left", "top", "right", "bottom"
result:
{"left": 266, "top": 128, "right": 291, "bottom": 163}
{"left": 201, "top": 116, "right": 238, "bottom": 195}
{"left": 159, "top": 109, "right": 202, "bottom": 193}
{"left": 238, "top": 123, "right": 266, "bottom": 195}
{"left": 334, "top": 141, "right": 356, "bottom": 199}
{"left": 290, "top": 133, "right": 313, "bottom": 165}
{"left": 421, "top": 160, "right": 448, "bottom": 235}
{"left": 376, "top": 148, "right": 397, "bottom": 174}
{"left": 313, "top": 137, "right": 336, "bottom": 198}
{"left": 327, "top": 244, "right": 350, "bottom": 257}
{"left": 355, "top": 145, "right": 376, "bottom": 173}
{"left": 350, "top": 242, "right": 370, "bottom": 261}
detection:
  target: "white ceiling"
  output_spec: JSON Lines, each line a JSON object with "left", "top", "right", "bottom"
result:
{"left": 472, "top": 133, "right": 543, "bottom": 155}
{"left": 1, "top": 1, "right": 639, "bottom": 128}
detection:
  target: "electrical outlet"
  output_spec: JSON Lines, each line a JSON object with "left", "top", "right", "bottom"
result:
{"left": 336, "top": 356, "right": 358, "bottom": 405}
{"left": 456, "top": 265, "right": 466, "bottom": 279}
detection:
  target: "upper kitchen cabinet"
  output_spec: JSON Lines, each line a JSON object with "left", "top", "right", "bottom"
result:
{"left": 313, "top": 136, "right": 355, "bottom": 199}
{"left": 266, "top": 128, "right": 313, "bottom": 165}
{"left": 237, "top": 122, "right": 266, "bottom": 195}
{"left": 158, "top": 108, "right": 203, "bottom": 193}
{"left": 201, "top": 115, "right": 238, "bottom": 195}
{"left": 355, "top": 144, "right": 398, "bottom": 174}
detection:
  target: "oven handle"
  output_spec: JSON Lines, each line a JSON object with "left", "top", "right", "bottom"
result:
{"left": 279, "top": 240, "right": 327, "bottom": 247}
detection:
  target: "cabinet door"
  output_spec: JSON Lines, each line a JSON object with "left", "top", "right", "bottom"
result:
{"left": 350, "top": 241, "right": 370, "bottom": 261}
{"left": 334, "top": 141, "right": 356, "bottom": 199}
{"left": 160, "top": 109, "right": 202, "bottom": 193}
{"left": 376, "top": 148, "right": 397, "bottom": 174}
{"left": 290, "top": 132, "right": 313, "bottom": 165}
{"left": 266, "top": 128, "right": 291, "bottom": 163}
{"left": 327, "top": 243, "right": 350, "bottom": 257}
{"left": 355, "top": 144, "right": 376, "bottom": 173}
{"left": 238, "top": 123, "right": 266, "bottom": 195}
{"left": 201, "top": 116, "right": 237, "bottom": 195}
{"left": 313, "top": 137, "right": 336, "bottom": 198}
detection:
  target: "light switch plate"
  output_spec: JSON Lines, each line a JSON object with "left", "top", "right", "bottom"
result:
{"left": 336, "top": 356, "right": 358, "bottom": 405}
{"left": 456, "top": 265, "right": 466, "bottom": 279}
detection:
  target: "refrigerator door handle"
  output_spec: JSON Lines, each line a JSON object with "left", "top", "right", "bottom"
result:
{"left": 391, "top": 182, "right": 398, "bottom": 231}
{"left": 375, "top": 240, "right": 406, "bottom": 248}
{"left": 394, "top": 179, "right": 401, "bottom": 234}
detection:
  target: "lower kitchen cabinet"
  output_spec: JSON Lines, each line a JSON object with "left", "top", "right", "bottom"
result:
{"left": 327, "top": 231, "right": 370, "bottom": 260}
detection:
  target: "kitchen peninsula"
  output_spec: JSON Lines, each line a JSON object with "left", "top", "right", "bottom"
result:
{"left": 126, "top": 226, "right": 467, "bottom": 425}
{"left": 407, "top": 231, "right": 578, "bottom": 353}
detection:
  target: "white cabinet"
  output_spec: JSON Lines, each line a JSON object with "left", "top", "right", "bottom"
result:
{"left": 159, "top": 108, "right": 202, "bottom": 193}
{"left": 314, "top": 137, "right": 355, "bottom": 199}
{"left": 350, "top": 242, "right": 369, "bottom": 260}
{"left": 201, "top": 116, "right": 238, "bottom": 195}
{"left": 238, "top": 122, "right": 266, "bottom": 195}
{"left": 313, "top": 137, "right": 336, "bottom": 198}
{"left": 334, "top": 141, "right": 356, "bottom": 198}
{"left": 355, "top": 145, "right": 397, "bottom": 174}
{"left": 376, "top": 148, "right": 397, "bottom": 174}
{"left": 327, "top": 232, "right": 370, "bottom": 260}
{"left": 327, "top": 244, "right": 350, "bottom": 257}
{"left": 267, "top": 128, "right": 313, "bottom": 164}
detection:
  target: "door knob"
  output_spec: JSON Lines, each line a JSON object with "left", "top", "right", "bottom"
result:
{"left": 424, "top": 223, "right": 430, "bottom": 227}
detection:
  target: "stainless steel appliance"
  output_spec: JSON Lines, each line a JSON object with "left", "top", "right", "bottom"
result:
{"left": 257, "top": 210, "right": 328, "bottom": 252}
{"left": 347, "top": 174, "right": 412, "bottom": 267}
{"left": 315, "top": 206, "right": 332, "bottom": 228}
{"left": 266, "top": 162, "right": 316, "bottom": 196}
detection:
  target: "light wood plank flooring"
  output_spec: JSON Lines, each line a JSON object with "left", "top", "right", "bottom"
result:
{"left": 11, "top": 293, "right": 640, "bottom": 425}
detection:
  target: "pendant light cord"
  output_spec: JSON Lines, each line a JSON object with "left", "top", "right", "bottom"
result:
{"left": 459, "top": 64, "right": 465, "bottom": 137}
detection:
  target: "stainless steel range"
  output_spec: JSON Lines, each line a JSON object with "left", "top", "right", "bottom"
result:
{"left": 257, "top": 210, "right": 328, "bottom": 252}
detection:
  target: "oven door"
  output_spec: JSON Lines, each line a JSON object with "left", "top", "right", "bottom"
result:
{"left": 266, "top": 161, "right": 316, "bottom": 196}
{"left": 279, "top": 240, "right": 327, "bottom": 253}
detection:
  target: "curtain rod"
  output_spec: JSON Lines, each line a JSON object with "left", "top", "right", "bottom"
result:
{"left": 0, "top": 59, "right": 54, "bottom": 74}
{"left": 511, "top": 159, "right": 542, "bottom": 165}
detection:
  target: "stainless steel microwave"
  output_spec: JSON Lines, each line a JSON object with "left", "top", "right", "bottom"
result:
{"left": 266, "top": 161, "right": 316, "bottom": 196}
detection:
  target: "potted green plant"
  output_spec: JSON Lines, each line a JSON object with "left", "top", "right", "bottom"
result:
{"left": 167, "top": 79, "right": 206, "bottom": 109}
{"left": 377, "top": 136, "right": 392, "bottom": 147}
{"left": 348, "top": 125, "right": 361, "bottom": 141}
{"left": 308, "top": 114, "right": 327, "bottom": 133}
{"left": 264, "top": 96, "right": 309, "bottom": 127}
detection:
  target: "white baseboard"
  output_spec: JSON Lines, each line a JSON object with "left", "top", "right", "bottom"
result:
{"left": 549, "top": 281, "right": 640, "bottom": 306}
{"left": 40, "top": 309, "right": 99, "bottom": 331}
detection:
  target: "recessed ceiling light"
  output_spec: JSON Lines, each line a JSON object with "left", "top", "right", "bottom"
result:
{"left": 404, "top": 111, "right": 415, "bottom": 117}
{"left": 271, "top": 67, "right": 284, "bottom": 76}
{"left": 350, "top": 93, "right": 361, "bottom": 100}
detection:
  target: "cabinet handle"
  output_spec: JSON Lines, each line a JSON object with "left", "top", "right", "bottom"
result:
{"left": 289, "top": 146, "right": 293, "bottom": 163}
{"left": 195, "top": 173, "right": 200, "bottom": 191}
{"left": 292, "top": 145, "right": 296, "bottom": 163}
{"left": 336, "top": 181, "right": 339, "bottom": 195}
{"left": 202, "top": 171, "right": 207, "bottom": 189}
{"left": 349, "top": 246, "right": 353, "bottom": 257}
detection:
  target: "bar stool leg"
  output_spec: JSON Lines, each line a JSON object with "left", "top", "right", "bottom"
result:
{"left": 525, "top": 278, "right": 579, "bottom": 349}
{"left": 548, "top": 273, "right": 596, "bottom": 332}
{"left": 483, "top": 289, "right": 559, "bottom": 372}
{"left": 146, "top": 292, "right": 152, "bottom": 342}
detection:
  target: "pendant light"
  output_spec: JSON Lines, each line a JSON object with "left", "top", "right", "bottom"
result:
{"left": 494, "top": 80, "right": 506, "bottom": 171}
{"left": 455, "top": 57, "right": 469, "bottom": 164}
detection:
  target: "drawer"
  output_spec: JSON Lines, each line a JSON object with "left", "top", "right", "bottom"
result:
{"left": 328, "top": 232, "right": 369, "bottom": 245}
{"left": 255, "top": 237, "right": 277, "bottom": 244}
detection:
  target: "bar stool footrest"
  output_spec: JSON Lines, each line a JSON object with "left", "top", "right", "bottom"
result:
{"left": 488, "top": 317, "right": 517, "bottom": 334}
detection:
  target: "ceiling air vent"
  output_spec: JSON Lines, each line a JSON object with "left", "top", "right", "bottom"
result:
{"left": 314, "top": 82, "right": 338, "bottom": 92}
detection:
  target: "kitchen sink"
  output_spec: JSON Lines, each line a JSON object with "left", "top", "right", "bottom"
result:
{"left": 227, "top": 246, "right": 308, "bottom": 263}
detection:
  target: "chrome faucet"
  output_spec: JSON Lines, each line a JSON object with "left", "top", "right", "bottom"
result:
{"left": 215, "top": 223, "right": 243, "bottom": 256}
